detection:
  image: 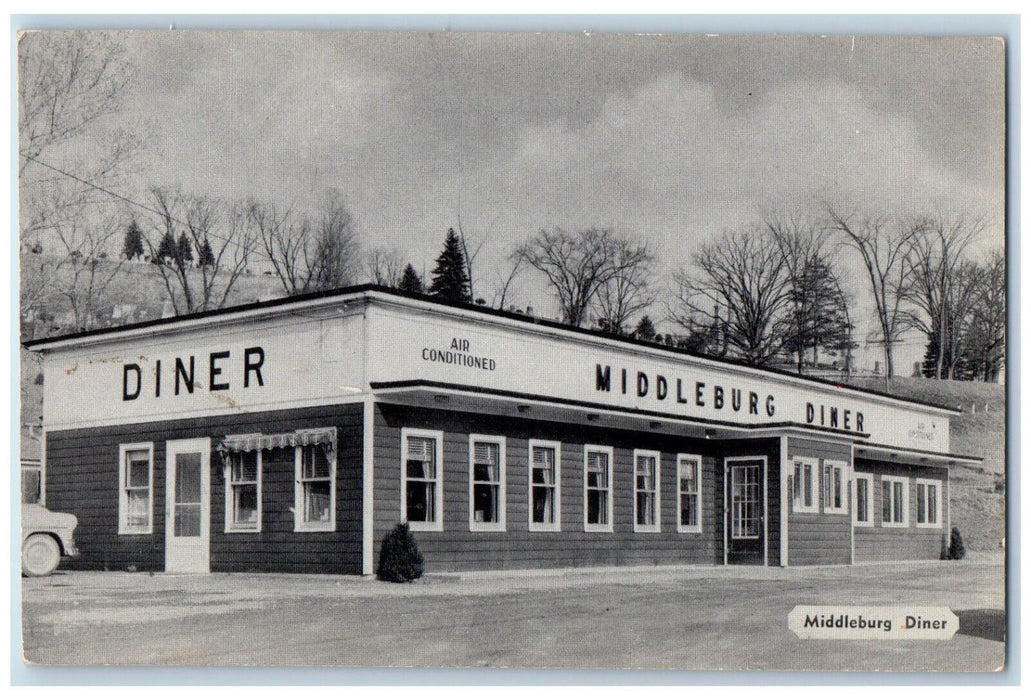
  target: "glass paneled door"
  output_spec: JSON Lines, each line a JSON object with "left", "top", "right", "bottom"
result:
{"left": 725, "top": 457, "right": 765, "bottom": 565}
{"left": 165, "top": 438, "right": 211, "bottom": 573}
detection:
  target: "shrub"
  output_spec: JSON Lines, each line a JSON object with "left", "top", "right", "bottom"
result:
{"left": 948, "top": 526, "right": 966, "bottom": 561}
{"left": 376, "top": 522, "right": 424, "bottom": 582}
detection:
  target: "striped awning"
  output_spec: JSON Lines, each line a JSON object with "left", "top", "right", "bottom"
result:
{"left": 217, "top": 428, "right": 336, "bottom": 454}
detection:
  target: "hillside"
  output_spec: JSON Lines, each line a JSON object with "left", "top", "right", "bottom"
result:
{"left": 20, "top": 253, "right": 285, "bottom": 340}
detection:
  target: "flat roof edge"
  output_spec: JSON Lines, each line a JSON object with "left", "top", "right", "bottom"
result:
{"left": 23, "top": 284, "right": 964, "bottom": 413}
{"left": 371, "top": 379, "right": 871, "bottom": 440}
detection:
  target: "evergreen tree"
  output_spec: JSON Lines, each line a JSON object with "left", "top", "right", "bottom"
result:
{"left": 948, "top": 526, "right": 966, "bottom": 560}
{"left": 783, "top": 256, "right": 851, "bottom": 372}
{"left": 154, "top": 230, "right": 177, "bottom": 264}
{"left": 634, "top": 315, "right": 658, "bottom": 342}
{"left": 176, "top": 233, "right": 194, "bottom": 266}
{"left": 427, "top": 228, "right": 471, "bottom": 302}
{"left": 398, "top": 263, "right": 425, "bottom": 293}
{"left": 197, "top": 237, "right": 216, "bottom": 267}
{"left": 376, "top": 522, "right": 424, "bottom": 582}
{"left": 122, "top": 219, "right": 145, "bottom": 260}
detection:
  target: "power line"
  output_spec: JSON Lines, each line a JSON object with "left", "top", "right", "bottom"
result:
{"left": 19, "top": 151, "right": 238, "bottom": 249}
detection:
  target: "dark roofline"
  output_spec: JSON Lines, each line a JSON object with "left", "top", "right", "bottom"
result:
{"left": 23, "top": 283, "right": 961, "bottom": 413}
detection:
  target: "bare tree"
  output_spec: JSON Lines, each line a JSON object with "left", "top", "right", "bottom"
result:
{"left": 365, "top": 246, "right": 405, "bottom": 287}
{"left": 515, "top": 227, "right": 632, "bottom": 327}
{"left": 964, "top": 251, "right": 1006, "bottom": 382}
{"left": 19, "top": 32, "right": 140, "bottom": 236}
{"left": 592, "top": 237, "right": 655, "bottom": 335}
{"left": 490, "top": 253, "right": 526, "bottom": 311}
{"left": 310, "top": 195, "right": 359, "bottom": 290}
{"left": 49, "top": 217, "right": 125, "bottom": 331}
{"left": 252, "top": 194, "right": 359, "bottom": 296}
{"left": 148, "top": 188, "right": 255, "bottom": 315}
{"left": 455, "top": 217, "right": 485, "bottom": 301}
{"left": 903, "top": 214, "right": 982, "bottom": 379}
{"left": 18, "top": 32, "right": 142, "bottom": 337}
{"left": 670, "top": 228, "right": 792, "bottom": 367}
{"left": 826, "top": 207, "right": 924, "bottom": 379}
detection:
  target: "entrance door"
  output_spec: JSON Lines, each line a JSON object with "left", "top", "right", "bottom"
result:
{"left": 165, "top": 438, "right": 211, "bottom": 573}
{"left": 725, "top": 457, "right": 766, "bottom": 565}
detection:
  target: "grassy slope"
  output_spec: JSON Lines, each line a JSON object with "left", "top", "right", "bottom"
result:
{"left": 849, "top": 376, "right": 1006, "bottom": 551}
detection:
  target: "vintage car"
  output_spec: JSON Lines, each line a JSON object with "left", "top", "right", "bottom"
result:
{"left": 22, "top": 504, "right": 78, "bottom": 576}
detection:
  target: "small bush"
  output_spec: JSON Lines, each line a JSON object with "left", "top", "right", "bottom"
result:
{"left": 377, "top": 522, "right": 424, "bottom": 582}
{"left": 948, "top": 526, "right": 966, "bottom": 561}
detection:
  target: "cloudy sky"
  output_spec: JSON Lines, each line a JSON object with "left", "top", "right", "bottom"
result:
{"left": 27, "top": 31, "right": 1007, "bottom": 321}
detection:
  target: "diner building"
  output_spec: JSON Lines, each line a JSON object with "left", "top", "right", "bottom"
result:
{"left": 25, "top": 285, "right": 979, "bottom": 574}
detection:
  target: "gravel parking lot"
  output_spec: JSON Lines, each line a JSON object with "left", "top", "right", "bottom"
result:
{"left": 22, "top": 553, "right": 1005, "bottom": 671}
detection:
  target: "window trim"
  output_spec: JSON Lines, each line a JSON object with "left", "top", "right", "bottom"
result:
{"left": 468, "top": 434, "right": 506, "bottom": 532}
{"left": 880, "top": 474, "right": 910, "bottom": 528}
{"left": 914, "top": 478, "right": 943, "bottom": 529}
{"left": 583, "top": 445, "right": 615, "bottom": 533}
{"left": 401, "top": 428, "right": 445, "bottom": 532}
{"left": 528, "top": 439, "right": 562, "bottom": 532}
{"left": 224, "top": 450, "right": 263, "bottom": 534}
{"left": 676, "top": 453, "right": 704, "bottom": 534}
{"left": 293, "top": 429, "right": 337, "bottom": 533}
{"left": 821, "top": 460, "right": 848, "bottom": 515}
{"left": 632, "top": 449, "right": 661, "bottom": 533}
{"left": 118, "top": 442, "right": 154, "bottom": 535}
{"left": 791, "top": 457, "right": 818, "bottom": 514}
{"left": 853, "top": 472, "right": 874, "bottom": 527}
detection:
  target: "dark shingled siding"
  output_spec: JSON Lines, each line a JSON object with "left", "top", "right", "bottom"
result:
{"left": 44, "top": 403, "right": 363, "bottom": 574}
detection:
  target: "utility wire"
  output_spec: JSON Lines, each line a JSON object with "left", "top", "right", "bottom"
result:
{"left": 19, "top": 150, "right": 239, "bottom": 248}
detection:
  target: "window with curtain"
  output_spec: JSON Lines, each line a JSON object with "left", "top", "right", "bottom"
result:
{"left": 792, "top": 459, "right": 817, "bottom": 513}
{"left": 634, "top": 451, "right": 659, "bottom": 531}
{"left": 405, "top": 434, "right": 438, "bottom": 525}
{"left": 916, "top": 480, "right": 941, "bottom": 526}
{"left": 822, "top": 462, "right": 846, "bottom": 514}
{"left": 880, "top": 475, "right": 909, "bottom": 526}
{"left": 299, "top": 445, "right": 333, "bottom": 527}
{"left": 119, "top": 444, "right": 153, "bottom": 534}
{"left": 854, "top": 473, "right": 872, "bottom": 525}
{"left": 677, "top": 455, "right": 701, "bottom": 533}
{"left": 585, "top": 447, "right": 611, "bottom": 530}
{"left": 470, "top": 438, "right": 504, "bottom": 530}
{"left": 530, "top": 441, "right": 560, "bottom": 530}
{"left": 226, "top": 450, "right": 261, "bottom": 532}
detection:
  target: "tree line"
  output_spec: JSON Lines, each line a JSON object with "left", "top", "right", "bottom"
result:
{"left": 19, "top": 33, "right": 1005, "bottom": 383}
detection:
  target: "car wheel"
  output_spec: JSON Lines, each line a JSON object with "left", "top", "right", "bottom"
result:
{"left": 22, "top": 534, "right": 61, "bottom": 577}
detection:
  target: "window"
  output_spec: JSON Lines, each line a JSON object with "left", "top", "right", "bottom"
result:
{"left": 528, "top": 440, "right": 561, "bottom": 531}
{"left": 853, "top": 472, "right": 873, "bottom": 526}
{"left": 225, "top": 451, "right": 262, "bottom": 532}
{"left": 469, "top": 435, "right": 505, "bottom": 531}
{"left": 822, "top": 461, "right": 847, "bottom": 514}
{"left": 880, "top": 475, "right": 909, "bottom": 527}
{"left": 584, "top": 445, "right": 614, "bottom": 532}
{"left": 634, "top": 450, "right": 661, "bottom": 532}
{"left": 21, "top": 462, "right": 42, "bottom": 505}
{"left": 119, "top": 443, "right": 154, "bottom": 534}
{"left": 677, "top": 454, "right": 702, "bottom": 533}
{"left": 791, "top": 458, "right": 818, "bottom": 513}
{"left": 294, "top": 440, "right": 336, "bottom": 532}
{"left": 402, "top": 429, "right": 444, "bottom": 531}
{"left": 915, "top": 479, "right": 942, "bottom": 528}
